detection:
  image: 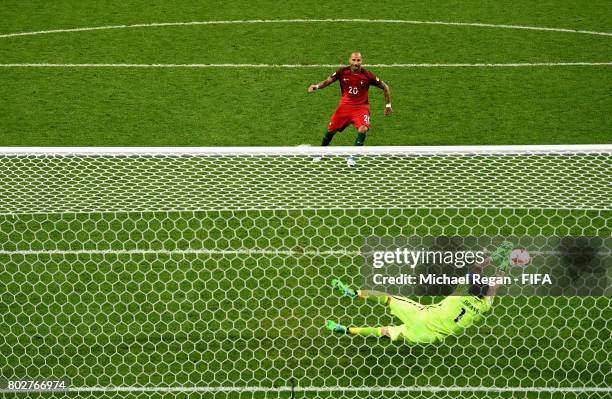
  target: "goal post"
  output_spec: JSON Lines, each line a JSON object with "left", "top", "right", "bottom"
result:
{"left": 0, "top": 145, "right": 610, "bottom": 398}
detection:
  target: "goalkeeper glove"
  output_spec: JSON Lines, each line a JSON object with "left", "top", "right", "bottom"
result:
{"left": 491, "top": 241, "right": 514, "bottom": 273}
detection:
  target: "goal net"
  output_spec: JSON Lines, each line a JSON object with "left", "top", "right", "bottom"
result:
{"left": 0, "top": 146, "right": 610, "bottom": 399}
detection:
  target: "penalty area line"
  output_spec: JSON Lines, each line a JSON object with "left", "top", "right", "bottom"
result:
{"left": 0, "top": 19, "right": 611, "bottom": 39}
{"left": 1, "top": 62, "right": 612, "bottom": 68}
{"left": 0, "top": 248, "right": 361, "bottom": 257}
{"left": 1, "top": 249, "right": 608, "bottom": 257}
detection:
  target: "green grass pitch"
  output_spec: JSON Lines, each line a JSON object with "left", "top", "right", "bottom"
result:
{"left": 0, "top": 0, "right": 611, "bottom": 146}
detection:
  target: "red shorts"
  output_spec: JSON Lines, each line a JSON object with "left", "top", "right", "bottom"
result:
{"left": 327, "top": 104, "right": 370, "bottom": 132}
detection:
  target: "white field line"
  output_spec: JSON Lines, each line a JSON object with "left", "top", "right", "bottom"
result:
{"left": 0, "top": 207, "right": 609, "bottom": 218}
{"left": 0, "top": 385, "right": 609, "bottom": 394}
{"left": 0, "top": 19, "right": 611, "bottom": 39}
{"left": 0, "top": 249, "right": 606, "bottom": 257}
{"left": 1, "top": 62, "right": 611, "bottom": 68}
{"left": 0, "top": 248, "right": 361, "bottom": 257}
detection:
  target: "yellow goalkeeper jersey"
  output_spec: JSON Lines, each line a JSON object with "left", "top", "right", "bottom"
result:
{"left": 387, "top": 295, "right": 493, "bottom": 343}
{"left": 421, "top": 295, "right": 493, "bottom": 339}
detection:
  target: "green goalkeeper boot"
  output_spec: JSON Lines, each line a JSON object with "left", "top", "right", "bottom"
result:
{"left": 331, "top": 278, "right": 357, "bottom": 297}
{"left": 490, "top": 241, "right": 514, "bottom": 273}
{"left": 325, "top": 320, "right": 348, "bottom": 334}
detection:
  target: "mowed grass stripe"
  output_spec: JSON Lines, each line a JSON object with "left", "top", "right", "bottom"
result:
{"left": 2, "top": 23, "right": 611, "bottom": 64}
{"left": 1, "top": 68, "right": 610, "bottom": 146}
{"left": 2, "top": 0, "right": 612, "bottom": 36}
{"left": 3, "top": 62, "right": 612, "bottom": 67}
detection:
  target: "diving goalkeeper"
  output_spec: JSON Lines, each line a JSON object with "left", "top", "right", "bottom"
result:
{"left": 325, "top": 243, "right": 514, "bottom": 343}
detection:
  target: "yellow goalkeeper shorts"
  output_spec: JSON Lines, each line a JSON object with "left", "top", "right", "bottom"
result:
{"left": 386, "top": 296, "right": 441, "bottom": 343}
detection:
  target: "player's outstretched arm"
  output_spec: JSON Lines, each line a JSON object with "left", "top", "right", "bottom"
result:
{"left": 308, "top": 76, "right": 334, "bottom": 92}
{"left": 380, "top": 81, "right": 393, "bottom": 116}
{"left": 486, "top": 271, "right": 506, "bottom": 300}
{"left": 474, "top": 241, "right": 513, "bottom": 300}
{"left": 451, "top": 256, "right": 491, "bottom": 296}
{"left": 484, "top": 251, "right": 510, "bottom": 300}
{"left": 473, "top": 256, "right": 492, "bottom": 274}
{"left": 357, "top": 289, "right": 391, "bottom": 306}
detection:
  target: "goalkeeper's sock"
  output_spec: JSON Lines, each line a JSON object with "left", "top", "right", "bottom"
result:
{"left": 348, "top": 326, "right": 382, "bottom": 337}
{"left": 354, "top": 132, "right": 367, "bottom": 146}
{"left": 358, "top": 291, "right": 389, "bottom": 306}
{"left": 321, "top": 131, "right": 335, "bottom": 146}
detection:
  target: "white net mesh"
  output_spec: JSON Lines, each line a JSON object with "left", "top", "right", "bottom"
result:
{"left": 0, "top": 147, "right": 610, "bottom": 398}
{"left": 0, "top": 147, "right": 609, "bottom": 212}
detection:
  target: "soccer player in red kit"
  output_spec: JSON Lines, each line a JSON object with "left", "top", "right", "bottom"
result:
{"left": 308, "top": 52, "right": 392, "bottom": 165}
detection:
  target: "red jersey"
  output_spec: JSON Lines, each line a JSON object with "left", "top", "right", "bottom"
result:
{"left": 329, "top": 66, "right": 383, "bottom": 106}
